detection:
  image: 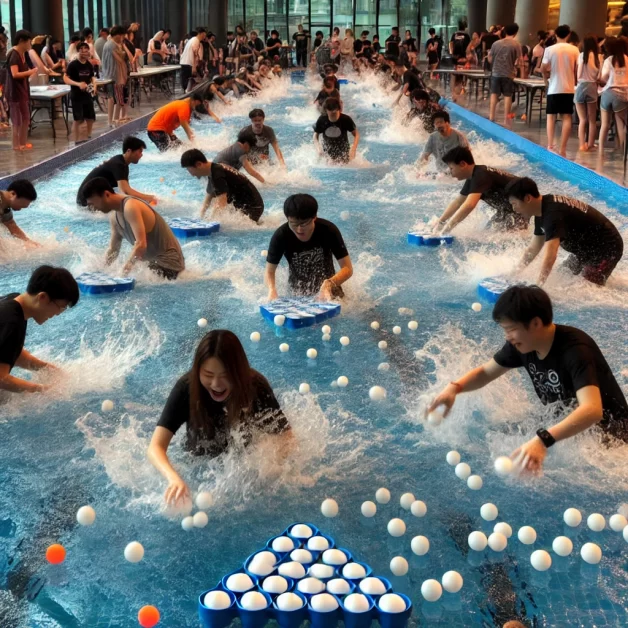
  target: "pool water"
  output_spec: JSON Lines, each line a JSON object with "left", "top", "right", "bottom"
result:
{"left": 1, "top": 73, "right": 627, "bottom": 627}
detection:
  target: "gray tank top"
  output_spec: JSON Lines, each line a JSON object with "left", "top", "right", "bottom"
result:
{"left": 113, "top": 197, "right": 185, "bottom": 272}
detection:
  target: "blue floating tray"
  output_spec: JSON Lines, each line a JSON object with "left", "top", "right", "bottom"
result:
{"left": 407, "top": 231, "right": 454, "bottom": 247}
{"left": 75, "top": 272, "right": 135, "bottom": 295}
{"left": 477, "top": 277, "right": 516, "bottom": 303}
{"left": 167, "top": 217, "right": 220, "bottom": 238}
{"left": 261, "top": 298, "right": 340, "bottom": 330}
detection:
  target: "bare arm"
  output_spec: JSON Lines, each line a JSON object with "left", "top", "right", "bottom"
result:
{"left": 117, "top": 180, "right": 156, "bottom": 204}
{"left": 180, "top": 119, "right": 195, "bottom": 141}
{"left": 271, "top": 140, "right": 285, "bottom": 167}
{"left": 242, "top": 157, "right": 265, "bottom": 183}
{"left": 518, "top": 234, "right": 545, "bottom": 269}
{"left": 265, "top": 262, "right": 279, "bottom": 300}
{"left": 349, "top": 128, "right": 360, "bottom": 160}
{"left": 105, "top": 220, "right": 123, "bottom": 265}
{"left": 147, "top": 427, "right": 191, "bottom": 504}
{"left": 541, "top": 61, "right": 550, "bottom": 87}
{"left": 63, "top": 72, "right": 87, "bottom": 90}
{"left": 2, "top": 218, "right": 31, "bottom": 242}
{"left": 200, "top": 193, "right": 214, "bottom": 218}
{"left": 441, "top": 192, "right": 483, "bottom": 232}
{"left": 209, "top": 193, "right": 229, "bottom": 219}
{"left": 14, "top": 348, "right": 50, "bottom": 371}
{"left": 0, "top": 362, "right": 45, "bottom": 393}
{"left": 432, "top": 194, "right": 465, "bottom": 232}
{"left": 122, "top": 202, "right": 148, "bottom": 271}
{"left": 10, "top": 63, "right": 38, "bottom": 80}
{"left": 537, "top": 237, "right": 561, "bottom": 285}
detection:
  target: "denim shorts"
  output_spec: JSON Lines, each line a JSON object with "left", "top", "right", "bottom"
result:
{"left": 600, "top": 88, "right": 628, "bottom": 113}
{"left": 574, "top": 81, "right": 598, "bottom": 104}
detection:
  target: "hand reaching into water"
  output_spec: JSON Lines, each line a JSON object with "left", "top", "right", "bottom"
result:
{"left": 165, "top": 476, "right": 191, "bottom": 505}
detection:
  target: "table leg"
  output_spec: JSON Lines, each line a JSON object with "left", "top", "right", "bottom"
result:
{"left": 62, "top": 95, "right": 70, "bottom": 137}
{"left": 527, "top": 88, "right": 532, "bottom": 126}
{"left": 50, "top": 99, "right": 57, "bottom": 141}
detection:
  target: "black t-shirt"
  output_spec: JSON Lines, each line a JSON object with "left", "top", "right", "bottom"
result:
{"left": 293, "top": 31, "right": 308, "bottom": 50}
{"left": 316, "top": 88, "right": 340, "bottom": 106}
{"left": 483, "top": 34, "right": 499, "bottom": 53}
{"left": 407, "top": 101, "right": 440, "bottom": 132}
{"left": 313, "top": 113, "right": 356, "bottom": 162}
{"left": 313, "top": 38, "right": 323, "bottom": 50}
{"left": 250, "top": 38, "right": 265, "bottom": 53}
{"left": 450, "top": 31, "right": 471, "bottom": 59}
{"left": 158, "top": 370, "right": 289, "bottom": 457}
{"left": 534, "top": 195, "right": 623, "bottom": 263}
{"left": 266, "top": 37, "right": 282, "bottom": 52}
{"left": 77, "top": 155, "right": 129, "bottom": 206}
{"left": 0, "top": 293, "right": 27, "bottom": 371}
{"left": 353, "top": 39, "right": 363, "bottom": 55}
{"left": 386, "top": 35, "right": 401, "bottom": 57}
{"left": 267, "top": 218, "right": 349, "bottom": 295}
{"left": 358, "top": 40, "right": 372, "bottom": 57}
{"left": 209, "top": 161, "right": 263, "bottom": 212}
{"left": 373, "top": 41, "right": 382, "bottom": 53}
{"left": 405, "top": 37, "right": 417, "bottom": 53}
{"left": 402, "top": 69, "right": 422, "bottom": 92}
{"left": 124, "top": 38, "right": 137, "bottom": 57}
{"left": 494, "top": 325, "right": 628, "bottom": 441}
{"left": 66, "top": 59, "right": 95, "bottom": 98}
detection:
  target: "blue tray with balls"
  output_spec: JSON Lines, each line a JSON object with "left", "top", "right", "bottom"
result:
{"left": 477, "top": 277, "right": 518, "bottom": 303}
{"left": 167, "top": 218, "right": 220, "bottom": 238}
{"left": 260, "top": 297, "right": 341, "bottom": 330}
{"left": 198, "top": 522, "right": 412, "bottom": 628}
{"left": 75, "top": 272, "right": 135, "bottom": 295}
{"left": 407, "top": 231, "right": 454, "bottom": 247}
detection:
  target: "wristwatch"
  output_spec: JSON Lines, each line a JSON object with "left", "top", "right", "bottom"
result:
{"left": 536, "top": 428, "right": 556, "bottom": 448}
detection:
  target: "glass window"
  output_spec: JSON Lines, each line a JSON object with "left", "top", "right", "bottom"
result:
{"left": 228, "top": 0, "right": 245, "bottom": 32}
{"left": 310, "top": 0, "right": 331, "bottom": 37}
{"left": 246, "top": 0, "right": 266, "bottom": 37}
{"left": 400, "top": 0, "right": 418, "bottom": 45}
{"left": 1, "top": 0, "right": 9, "bottom": 32}
{"left": 355, "top": 0, "right": 376, "bottom": 38}
{"left": 378, "top": 0, "right": 397, "bottom": 42}
{"left": 14, "top": 0, "right": 23, "bottom": 30}
{"left": 334, "top": 0, "right": 353, "bottom": 32}
{"left": 267, "top": 0, "right": 287, "bottom": 41}
{"left": 289, "top": 0, "right": 309, "bottom": 41}
{"left": 62, "top": 0, "right": 69, "bottom": 44}
{"left": 420, "top": 0, "right": 443, "bottom": 48}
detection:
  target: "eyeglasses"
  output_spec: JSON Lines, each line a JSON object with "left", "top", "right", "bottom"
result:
{"left": 288, "top": 218, "right": 314, "bottom": 230}
{"left": 53, "top": 300, "right": 68, "bottom": 313}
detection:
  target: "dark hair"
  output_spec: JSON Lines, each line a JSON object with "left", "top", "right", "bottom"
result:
{"left": 284, "top": 193, "right": 318, "bottom": 220}
{"left": 323, "top": 97, "right": 341, "bottom": 112}
{"left": 607, "top": 37, "right": 627, "bottom": 68}
{"left": 428, "top": 28, "right": 435, "bottom": 35}
{"left": 442, "top": 146, "right": 474, "bottom": 165}
{"left": 188, "top": 330, "right": 255, "bottom": 446}
{"left": 188, "top": 89, "right": 204, "bottom": 103}
{"left": 12, "top": 30, "right": 32, "bottom": 46}
{"left": 373, "top": 34, "right": 379, "bottom": 40}
{"left": 392, "top": 26, "right": 399, "bottom": 32}
{"left": 82, "top": 177, "right": 114, "bottom": 199}
{"left": 504, "top": 23, "right": 519, "bottom": 37}
{"left": 122, "top": 136, "right": 146, "bottom": 152}
{"left": 70, "top": 32, "right": 83, "bottom": 43}
{"left": 567, "top": 30, "right": 579, "bottom": 46}
{"left": 432, "top": 109, "right": 450, "bottom": 124}
{"left": 99, "top": 28, "right": 110, "bottom": 35}
{"left": 555, "top": 24, "right": 571, "bottom": 40}
{"left": 76, "top": 41, "right": 90, "bottom": 52}
{"left": 181, "top": 148, "right": 208, "bottom": 168}
{"left": 27, "top": 265, "right": 80, "bottom": 307}
{"left": 163, "top": 29, "right": 171, "bottom": 36}
{"left": 323, "top": 76, "right": 336, "bottom": 88}
{"left": 271, "top": 30, "right": 279, "bottom": 36}
{"left": 537, "top": 30, "right": 547, "bottom": 40}
{"left": 237, "top": 129, "right": 257, "bottom": 146}
{"left": 458, "top": 20, "right": 466, "bottom": 31}
{"left": 249, "top": 108, "right": 265, "bottom": 119}
{"left": 361, "top": 31, "right": 369, "bottom": 36}
{"left": 196, "top": 27, "right": 207, "bottom": 34}
{"left": 505, "top": 177, "right": 540, "bottom": 200}
{"left": 582, "top": 34, "right": 600, "bottom": 69}
{"left": 110, "top": 25, "right": 126, "bottom": 37}
{"left": 7, "top": 179, "right": 37, "bottom": 201}
{"left": 316, "top": 31, "right": 324, "bottom": 37}
{"left": 492, "top": 285, "right": 553, "bottom": 327}
{"left": 82, "top": 27, "right": 94, "bottom": 38}
{"left": 411, "top": 88, "right": 429, "bottom": 102}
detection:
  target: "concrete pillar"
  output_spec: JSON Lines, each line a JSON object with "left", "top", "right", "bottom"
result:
{"left": 515, "top": 0, "right": 550, "bottom": 47}
{"left": 166, "top": 0, "right": 187, "bottom": 43}
{"left": 23, "top": 0, "right": 64, "bottom": 42}
{"left": 486, "top": 0, "right": 516, "bottom": 28}
{"left": 559, "top": 0, "right": 607, "bottom": 38}
{"left": 468, "top": 0, "right": 488, "bottom": 35}
{"left": 209, "top": 0, "right": 228, "bottom": 44}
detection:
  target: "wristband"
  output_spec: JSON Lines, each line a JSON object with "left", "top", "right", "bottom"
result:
{"left": 449, "top": 381, "right": 463, "bottom": 393}
{"left": 536, "top": 428, "right": 556, "bottom": 448}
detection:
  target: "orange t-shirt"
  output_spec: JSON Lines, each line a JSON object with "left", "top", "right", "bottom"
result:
{"left": 147, "top": 100, "right": 191, "bottom": 134}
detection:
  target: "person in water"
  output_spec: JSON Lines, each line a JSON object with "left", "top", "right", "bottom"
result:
{"left": 213, "top": 130, "right": 266, "bottom": 184}
{"left": 265, "top": 193, "right": 353, "bottom": 300}
{"left": 147, "top": 329, "right": 292, "bottom": 504}
{"left": 0, "top": 179, "right": 39, "bottom": 245}
{"left": 240, "top": 108, "right": 286, "bottom": 167}
{"left": 82, "top": 177, "right": 185, "bottom": 280}
{"left": 0, "top": 265, "right": 79, "bottom": 394}
{"left": 313, "top": 97, "right": 359, "bottom": 164}
{"left": 428, "top": 285, "right": 628, "bottom": 474}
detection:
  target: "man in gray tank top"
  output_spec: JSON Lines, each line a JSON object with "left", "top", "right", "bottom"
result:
{"left": 80, "top": 177, "right": 185, "bottom": 280}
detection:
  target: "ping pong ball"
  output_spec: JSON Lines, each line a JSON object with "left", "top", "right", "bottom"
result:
{"left": 279, "top": 562, "right": 306, "bottom": 578}
{"left": 411, "top": 535, "right": 430, "bottom": 555}
{"left": 193, "top": 512, "right": 209, "bottom": 528}
{"left": 297, "top": 578, "right": 324, "bottom": 594}
{"left": 299, "top": 383, "right": 310, "bottom": 394}
{"left": 481, "top": 503, "right": 498, "bottom": 521}
{"left": 581, "top": 542, "right": 602, "bottom": 564}
{"left": 327, "top": 578, "right": 351, "bottom": 595}
{"left": 340, "top": 210, "right": 350, "bottom": 220}
{"left": 197, "top": 318, "right": 208, "bottom": 328}
{"left": 387, "top": 518, "right": 406, "bottom": 537}
{"left": 467, "top": 475, "right": 483, "bottom": 490}
{"left": 494, "top": 456, "right": 513, "bottom": 477}
{"left": 552, "top": 536, "right": 573, "bottom": 556}
{"left": 204, "top": 590, "right": 232, "bottom": 609}
{"left": 227, "top": 573, "right": 254, "bottom": 592}
{"left": 307, "top": 536, "right": 330, "bottom": 551}
{"left": 321, "top": 498, "right": 339, "bottom": 517}
{"left": 370, "top": 321, "right": 380, "bottom": 330}
{"left": 446, "top": 450, "right": 461, "bottom": 466}
{"left": 400, "top": 493, "right": 415, "bottom": 510}
{"left": 379, "top": 593, "right": 406, "bottom": 613}
{"left": 455, "top": 462, "right": 471, "bottom": 480}
{"left": 250, "top": 557, "right": 277, "bottom": 576}
{"left": 124, "top": 541, "right": 145, "bottom": 563}
{"left": 442, "top": 571, "right": 463, "bottom": 593}
{"left": 610, "top": 514, "right": 627, "bottom": 532}
{"left": 360, "top": 577, "right": 386, "bottom": 595}
{"left": 408, "top": 321, "right": 418, "bottom": 330}
{"left": 160, "top": 177, "right": 165, "bottom": 182}
{"left": 343, "top": 562, "right": 367, "bottom": 578}
{"left": 393, "top": 326, "right": 401, "bottom": 335}
{"left": 322, "top": 333, "right": 331, "bottom": 341}
{"left": 309, "top": 564, "right": 334, "bottom": 579}
{"left": 337, "top": 376, "right": 349, "bottom": 387}
{"left": 376, "top": 487, "right": 391, "bottom": 504}
{"left": 378, "top": 362, "right": 390, "bottom": 371}
{"left": 272, "top": 536, "right": 294, "bottom": 552}
{"left": 279, "top": 343, "right": 289, "bottom": 353}
{"left": 250, "top": 331, "right": 261, "bottom": 342}
{"left": 322, "top": 549, "right": 348, "bottom": 565}
{"left": 46, "top": 543, "right": 66, "bottom": 564}
{"left": 398, "top": 307, "right": 413, "bottom": 315}
{"left": 311, "top": 593, "right": 339, "bottom": 612}
{"left": 531, "top": 549, "right": 552, "bottom": 571}
{"left": 181, "top": 516, "right": 194, "bottom": 531}
{"left": 421, "top": 579, "right": 442, "bottom": 602}
{"left": 427, "top": 405, "right": 445, "bottom": 426}
{"left": 261, "top": 250, "right": 268, "bottom": 257}
{"left": 518, "top": 526, "right": 537, "bottom": 545}
{"left": 471, "top": 302, "right": 482, "bottom": 312}
{"left": 411, "top": 500, "right": 427, "bottom": 517}
{"left": 361, "top": 501, "right": 377, "bottom": 517}
{"left": 369, "top": 386, "right": 387, "bottom": 401}
{"left": 322, "top": 325, "right": 331, "bottom": 334}
{"left": 390, "top": 556, "right": 409, "bottom": 576}
{"left": 274, "top": 315, "right": 285, "bottom": 326}
{"left": 344, "top": 593, "right": 370, "bottom": 613}
{"left": 307, "top": 348, "right": 318, "bottom": 359}
{"left": 241, "top": 591, "right": 268, "bottom": 610}
{"left": 76, "top": 505, "right": 96, "bottom": 526}
{"left": 494, "top": 522, "right": 512, "bottom": 538}
{"left": 138, "top": 605, "right": 160, "bottom": 628}
{"left": 291, "top": 524, "right": 313, "bottom": 538}
{"left": 378, "top": 340, "right": 388, "bottom": 349}
{"left": 488, "top": 532, "right": 508, "bottom": 552}
{"left": 195, "top": 491, "right": 213, "bottom": 510}
{"left": 564, "top": 508, "right": 582, "bottom": 527}
{"left": 340, "top": 336, "right": 350, "bottom": 346}
{"left": 587, "top": 513, "right": 605, "bottom": 532}
{"left": 172, "top": 190, "right": 177, "bottom": 195}
{"left": 101, "top": 399, "right": 114, "bottom": 413}
{"left": 468, "top": 531, "right": 488, "bottom": 551}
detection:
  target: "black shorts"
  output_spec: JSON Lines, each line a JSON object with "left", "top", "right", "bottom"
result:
{"left": 148, "top": 262, "right": 180, "bottom": 280}
{"left": 71, "top": 94, "right": 95, "bottom": 122}
{"left": 234, "top": 202, "right": 264, "bottom": 223}
{"left": 564, "top": 247, "right": 623, "bottom": 285}
{"left": 490, "top": 76, "right": 515, "bottom": 98}
{"left": 147, "top": 130, "right": 182, "bottom": 152}
{"left": 546, "top": 93, "right": 574, "bottom": 115}
{"left": 427, "top": 52, "right": 439, "bottom": 65}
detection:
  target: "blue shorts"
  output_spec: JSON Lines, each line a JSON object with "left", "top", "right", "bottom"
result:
{"left": 574, "top": 82, "right": 598, "bottom": 105}
{"left": 600, "top": 88, "right": 628, "bottom": 113}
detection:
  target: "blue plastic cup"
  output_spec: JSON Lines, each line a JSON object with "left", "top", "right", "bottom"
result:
{"left": 260, "top": 575, "right": 295, "bottom": 596}
{"left": 357, "top": 576, "right": 392, "bottom": 599}
{"left": 198, "top": 587, "right": 237, "bottom": 628}
{"left": 272, "top": 591, "right": 308, "bottom": 628}
{"left": 376, "top": 593, "right": 413, "bottom": 628}
{"left": 236, "top": 590, "right": 273, "bottom": 628}
{"left": 308, "top": 593, "right": 342, "bottom": 628}
{"left": 283, "top": 522, "right": 320, "bottom": 544}
{"left": 339, "top": 561, "right": 373, "bottom": 586}
{"left": 340, "top": 593, "right": 375, "bottom": 628}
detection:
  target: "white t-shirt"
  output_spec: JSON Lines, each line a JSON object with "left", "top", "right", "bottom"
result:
{"left": 180, "top": 36, "right": 202, "bottom": 66}
{"left": 542, "top": 43, "right": 579, "bottom": 95}
{"left": 577, "top": 51, "right": 602, "bottom": 83}
{"left": 601, "top": 55, "right": 628, "bottom": 96}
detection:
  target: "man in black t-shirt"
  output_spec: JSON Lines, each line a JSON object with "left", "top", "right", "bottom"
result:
{"left": 314, "top": 77, "right": 342, "bottom": 110}
{"left": 0, "top": 266, "right": 79, "bottom": 395}
{"left": 435, "top": 146, "right": 528, "bottom": 232}
{"left": 266, "top": 30, "right": 282, "bottom": 61}
{"left": 405, "top": 89, "right": 441, "bottom": 132}
{"left": 63, "top": 42, "right": 96, "bottom": 143}
{"left": 428, "top": 285, "right": 628, "bottom": 474}
{"left": 313, "top": 97, "right": 359, "bottom": 163}
{"left": 449, "top": 21, "right": 471, "bottom": 62}
{"left": 249, "top": 31, "right": 265, "bottom": 55}
{"left": 386, "top": 27, "right": 401, "bottom": 57}
{"left": 180, "top": 148, "right": 264, "bottom": 223}
{"left": 0, "top": 179, "right": 39, "bottom": 245}
{"left": 506, "top": 177, "right": 624, "bottom": 285}
{"left": 77, "top": 136, "right": 156, "bottom": 207}
{"left": 265, "top": 194, "right": 353, "bottom": 299}
{"left": 292, "top": 24, "right": 309, "bottom": 67}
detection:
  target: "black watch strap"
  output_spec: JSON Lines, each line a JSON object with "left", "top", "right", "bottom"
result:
{"left": 536, "top": 428, "right": 556, "bottom": 448}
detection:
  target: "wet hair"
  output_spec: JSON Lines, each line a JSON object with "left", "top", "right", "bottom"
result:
{"left": 323, "top": 97, "right": 341, "bottom": 112}
{"left": 432, "top": 109, "right": 450, "bottom": 124}
{"left": 13, "top": 30, "right": 32, "bottom": 46}
{"left": 122, "top": 136, "right": 146, "bottom": 153}
{"left": 505, "top": 177, "right": 540, "bottom": 200}
{"left": 7, "top": 179, "right": 37, "bottom": 201}
{"left": 555, "top": 24, "right": 571, "bottom": 40}
{"left": 492, "top": 285, "right": 553, "bottom": 327}
{"left": 504, "top": 23, "right": 519, "bottom": 37}
{"left": 411, "top": 88, "right": 429, "bottom": 102}
{"left": 110, "top": 25, "right": 126, "bottom": 37}
{"left": 181, "top": 149, "right": 208, "bottom": 168}
{"left": 237, "top": 129, "right": 257, "bottom": 146}
{"left": 442, "top": 146, "right": 474, "bottom": 165}
{"left": 284, "top": 193, "right": 318, "bottom": 220}
{"left": 249, "top": 108, "right": 265, "bottom": 119}
{"left": 76, "top": 41, "right": 90, "bottom": 52}
{"left": 26, "top": 265, "right": 79, "bottom": 307}
{"left": 82, "top": 177, "right": 114, "bottom": 199}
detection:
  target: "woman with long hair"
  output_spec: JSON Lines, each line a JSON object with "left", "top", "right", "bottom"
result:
{"left": 599, "top": 36, "right": 628, "bottom": 152}
{"left": 148, "top": 330, "right": 292, "bottom": 504}
{"left": 575, "top": 35, "right": 603, "bottom": 151}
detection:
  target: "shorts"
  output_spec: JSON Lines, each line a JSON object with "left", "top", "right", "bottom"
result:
{"left": 71, "top": 94, "right": 95, "bottom": 122}
{"left": 147, "top": 130, "right": 182, "bottom": 152}
{"left": 234, "top": 202, "right": 264, "bottom": 223}
{"left": 427, "top": 52, "right": 439, "bottom": 65}
{"left": 9, "top": 99, "right": 30, "bottom": 127}
{"left": 148, "top": 262, "right": 180, "bottom": 280}
{"left": 106, "top": 83, "right": 129, "bottom": 105}
{"left": 490, "top": 76, "right": 515, "bottom": 98}
{"left": 575, "top": 81, "right": 598, "bottom": 105}
{"left": 487, "top": 207, "right": 529, "bottom": 231}
{"left": 546, "top": 93, "right": 574, "bottom": 115}
{"left": 563, "top": 245, "right": 623, "bottom": 285}
{"left": 600, "top": 88, "right": 628, "bottom": 113}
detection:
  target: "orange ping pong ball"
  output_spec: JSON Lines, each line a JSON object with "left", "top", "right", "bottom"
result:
{"left": 46, "top": 544, "right": 66, "bottom": 564}
{"left": 138, "top": 605, "right": 160, "bottom": 627}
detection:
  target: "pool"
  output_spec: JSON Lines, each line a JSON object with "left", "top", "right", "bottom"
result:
{"left": 1, "top": 72, "right": 627, "bottom": 627}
